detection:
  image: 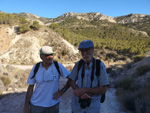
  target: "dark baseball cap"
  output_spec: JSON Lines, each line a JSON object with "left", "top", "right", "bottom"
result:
{"left": 78, "top": 40, "right": 94, "bottom": 50}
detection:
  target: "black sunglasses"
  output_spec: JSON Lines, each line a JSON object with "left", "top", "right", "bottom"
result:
{"left": 43, "top": 54, "right": 53, "bottom": 57}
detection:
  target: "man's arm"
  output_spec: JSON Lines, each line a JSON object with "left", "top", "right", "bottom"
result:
{"left": 53, "top": 77, "right": 71, "bottom": 99}
{"left": 24, "top": 85, "right": 34, "bottom": 113}
{"left": 69, "top": 78, "right": 78, "bottom": 90}
{"left": 74, "top": 85, "right": 107, "bottom": 99}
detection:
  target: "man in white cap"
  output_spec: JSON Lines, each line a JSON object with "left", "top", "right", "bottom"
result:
{"left": 24, "top": 46, "right": 70, "bottom": 113}
{"left": 68, "top": 40, "right": 109, "bottom": 113}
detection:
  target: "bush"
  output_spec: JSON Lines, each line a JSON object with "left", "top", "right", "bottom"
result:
{"left": 18, "top": 16, "right": 30, "bottom": 33}
{"left": 136, "top": 65, "right": 150, "bottom": 76}
{"left": 0, "top": 76, "right": 11, "bottom": 87}
{"left": 109, "top": 70, "right": 117, "bottom": 77}
{"left": 134, "top": 84, "right": 150, "bottom": 113}
{"left": 49, "top": 23, "right": 59, "bottom": 30}
{"left": 106, "top": 52, "right": 118, "bottom": 59}
{"left": 116, "top": 77, "right": 150, "bottom": 112}
{"left": 18, "top": 23, "right": 30, "bottom": 33}
{"left": 135, "top": 97, "right": 150, "bottom": 113}
{"left": 121, "top": 92, "right": 136, "bottom": 111}
{"left": 106, "top": 68, "right": 112, "bottom": 73}
{"left": 116, "top": 77, "right": 134, "bottom": 90}
{"left": 133, "top": 55, "right": 145, "bottom": 62}
{"left": 30, "top": 20, "right": 40, "bottom": 30}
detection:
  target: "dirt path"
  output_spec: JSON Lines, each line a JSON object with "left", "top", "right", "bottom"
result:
{"left": 0, "top": 77, "right": 128, "bottom": 113}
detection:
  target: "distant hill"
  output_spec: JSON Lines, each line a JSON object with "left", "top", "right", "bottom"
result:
{"left": 0, "top": 11, "right": 150, "bottom": 65}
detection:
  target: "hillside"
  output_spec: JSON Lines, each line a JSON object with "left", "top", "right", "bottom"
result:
{"left": 52, "top": 13, "right": 150, "bottom": 59}
{"left": 0, "top": 25, "right": 79, "bottom": 65}
{"left": 0, "top": 11, "right": 150, "bottom": 113}
{"left": 1, "top": 12, "right": 150, "bottom": 58}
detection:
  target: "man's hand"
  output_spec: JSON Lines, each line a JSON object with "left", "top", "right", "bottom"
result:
{"left": 74, "top": 88, "right": 91, "bottom": 99}
{"left": 80, "top": 93, "right": 91, "bottom": 99}
{"left": 74, "top": 88, "right": 86, "bottom": 97}
{"left": 53, "top": 90, "right": 64, "bottom": 100}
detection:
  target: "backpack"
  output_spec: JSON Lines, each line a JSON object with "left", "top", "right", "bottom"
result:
{"left": 30, "top": 61, "right": 60, "bottom": 79}
{"left": 77, "top": 59, "right": 105, "bottom": 103}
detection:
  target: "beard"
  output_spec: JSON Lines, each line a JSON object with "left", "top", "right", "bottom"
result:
{"left": 83, "top": 55, "right": 92, "bottom": 63}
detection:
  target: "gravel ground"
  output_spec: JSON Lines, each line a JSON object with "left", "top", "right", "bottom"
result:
{"left": 0, "top": 77, "right": 129, "bottom": 113}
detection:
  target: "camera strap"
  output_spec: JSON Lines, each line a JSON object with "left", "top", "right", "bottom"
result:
{"left": 81, "top": 58, "right": 95, "bottom": 88}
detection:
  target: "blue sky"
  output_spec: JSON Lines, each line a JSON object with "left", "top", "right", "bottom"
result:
{"left": 0, "top": 0, "right": 150, "bottom": 18}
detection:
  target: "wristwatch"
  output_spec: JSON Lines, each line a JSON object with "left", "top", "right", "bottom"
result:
{"left": 62, "top": 88, "right": 66, "bottom": 92}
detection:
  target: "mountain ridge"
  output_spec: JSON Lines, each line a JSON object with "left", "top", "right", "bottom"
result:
{"left": 1, "top": 11, "right": 149, "bottom": 25}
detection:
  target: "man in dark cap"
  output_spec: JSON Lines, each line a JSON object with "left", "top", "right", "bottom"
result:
{"left": 68, "top": 40, "right": 109, "bottom": 113}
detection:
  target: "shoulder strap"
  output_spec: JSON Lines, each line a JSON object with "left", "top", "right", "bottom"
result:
{"left": 30, "top": 61, "right": 61, "bottom": 79}
{"left": 30, "top": 62, "right": 41, "bottom": 79}
{"left": 77, "top": 59, "right": 84, "bottom": 73}
{"left": 53, "top": 61, "right": 61, "bottom": 75}
{"left": 95, "top": 59, "right": 105, "bottom": 103}
{"left": 96, "top": 59, "right": 101, "bottom": 76}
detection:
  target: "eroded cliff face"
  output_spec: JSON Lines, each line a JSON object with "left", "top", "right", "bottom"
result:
{"left": 0, "top": 25, "right": 79, "bottom": 65}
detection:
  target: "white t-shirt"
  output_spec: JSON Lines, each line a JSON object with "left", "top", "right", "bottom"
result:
{"left": 27, "top": 62, "right": 70, "bottom": 107}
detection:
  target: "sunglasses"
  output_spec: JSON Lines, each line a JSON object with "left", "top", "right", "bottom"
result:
{"left": 43, "top": 54, "right": 53, "bottom": 57}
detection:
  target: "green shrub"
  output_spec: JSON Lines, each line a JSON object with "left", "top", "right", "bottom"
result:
{"left": 106, "top": 52, "right": 118, "bottom": 59}
{"left": 135, "top": 97, "right": 150, "bottom": 113}
{"left": 116, "top": 78, "right": 150, "bottom": 112}
{"left": 126, "top": 63, "right": 133, "bottom": 69}
{"left": 106, "top": 68, "right": 112, "bottom": 73}
{"left": 116, "top": 88, "right": 126, "bottom": 96}
{"left": 116, "top": 77, "right": 134, "bottom": 90}
{"left": 135, "top": 84, "right": 150, "bottom": 113}
{"left": 18, "top": 23, "right": 30, "bottom": 33}
{"left": 133, "top": 55, "right": 145, "bottom": 62}
{"left": 31, "top": 20, "right": 41, "bottom": 30}
{"left": 49, "top": 23, "right": 59, "bottom": 30}
{"left": 18, "top": 16, "right": 30, "bottom": 33}
{"left": 121, "top": 92, "right": 136, "bottom": 111}
{"left": 109, "top": 70, "right": 117, "bottom": 77}
{"left": 136, "top": 65, "right": 150, "bottom": 76}
{"left": 0, "top": 76, "right": 11, "bottom": 87}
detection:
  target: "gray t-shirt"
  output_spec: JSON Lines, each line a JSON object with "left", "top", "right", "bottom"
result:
{"left": 69, "top": 58, "right": 109, "bottom": 113}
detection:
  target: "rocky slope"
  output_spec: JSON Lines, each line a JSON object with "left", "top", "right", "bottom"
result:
{"left": 60, "top": 12, "right": 116, "bottom": 23}
{"left": 0, "top": 25, "right": 79, "bottom": 65}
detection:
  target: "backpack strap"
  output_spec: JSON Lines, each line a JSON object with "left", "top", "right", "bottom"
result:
{"left": 96, "top": 59, "right": 101, "bottom": 77}
{"left": 31, "top": 61, "right": 61, "bottom": 79}
{"left": 95, "top": 59, "right": 105, "bottom": 103}
{"left": 91, "top": 58, "right": 95, "bottom": 87}
{"left": 77, "top": 59, "right": 84, "bottom": 74}
{"left": 30, "top": 62, "right": 41, "bottom": 79}
{"left": 53, "top": 61, "right": 61, "bottom": 75}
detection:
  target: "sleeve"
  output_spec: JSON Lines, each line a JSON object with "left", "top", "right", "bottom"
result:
{"left": 58, "top": 63, "right": 70, "bottom": 78}
{"left": 27, "top": 65, "right": 36, "bottom": 85}
{"left": 68, "top": 62, "right": 79, "bottom": 81}
{"left": 99, "top": 62, "right": 109, "bottom": 86}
